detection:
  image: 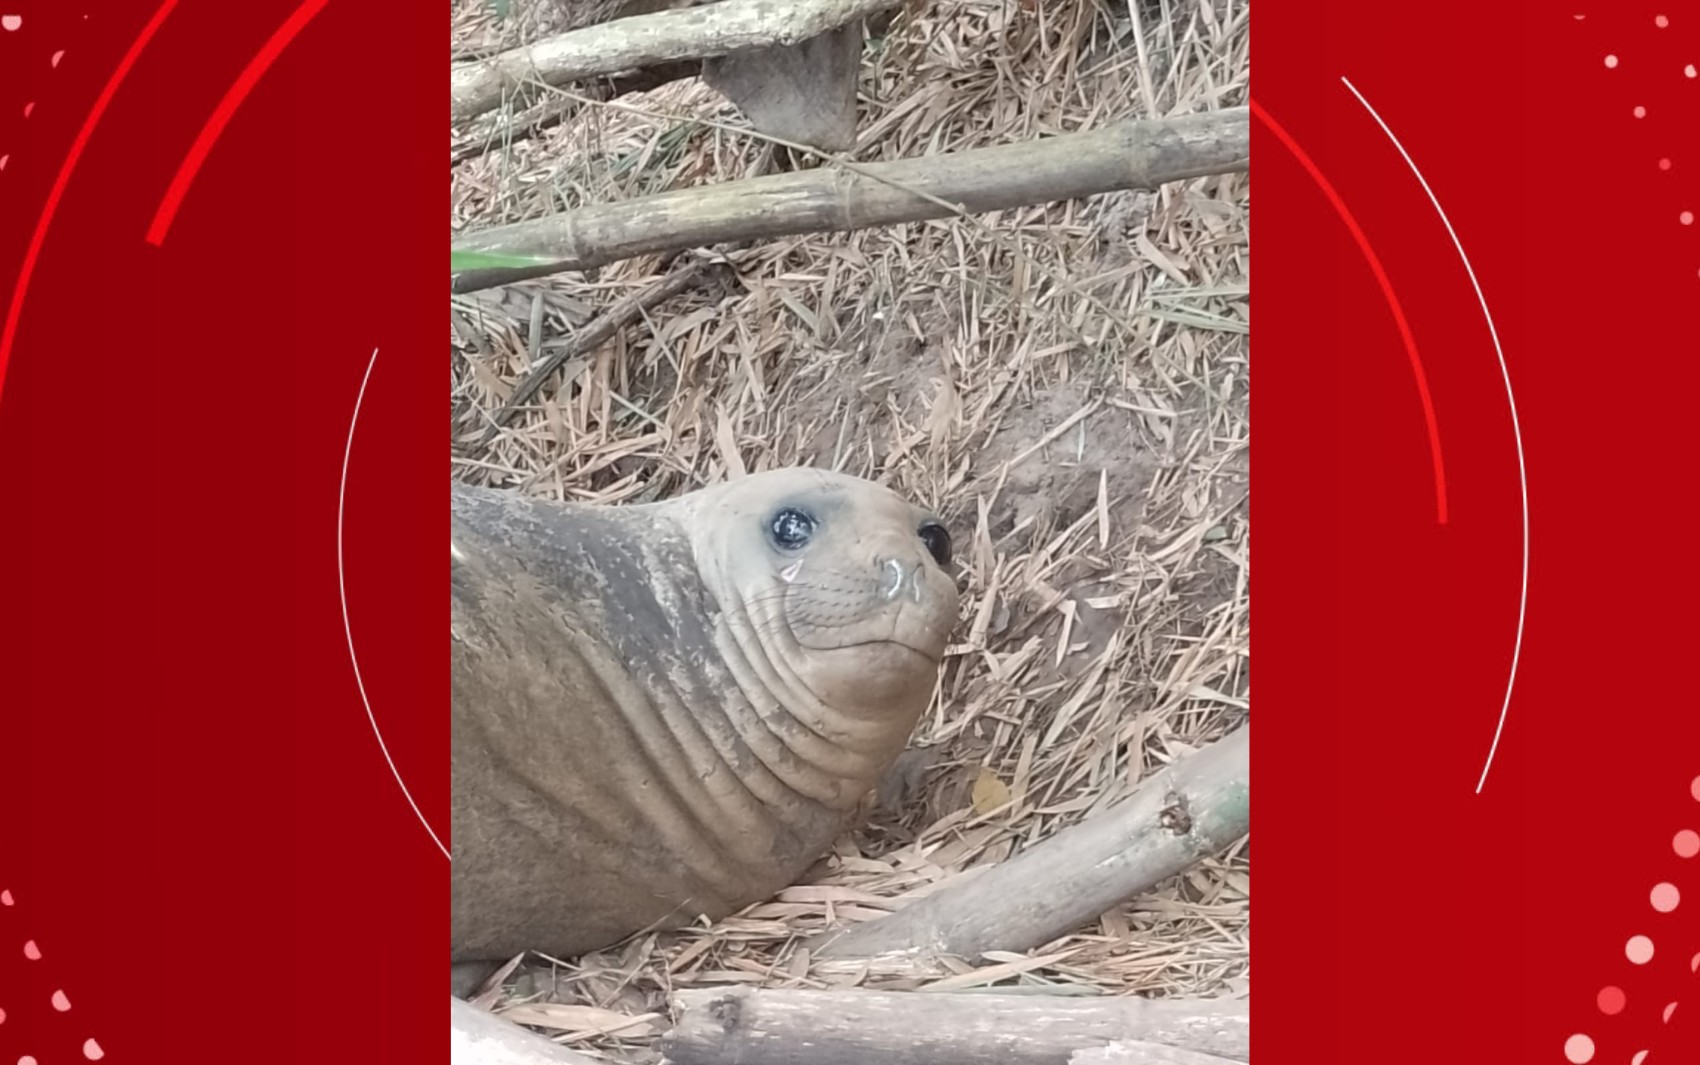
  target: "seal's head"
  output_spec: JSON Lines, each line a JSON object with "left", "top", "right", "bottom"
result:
{"left": 680, "top": 468, "right": 960, "bottom": 722}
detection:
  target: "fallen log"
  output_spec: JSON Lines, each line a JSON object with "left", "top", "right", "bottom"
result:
{"left": 661, "top": 987, "right": 1250, "bottom": 1065}
{"left": 817, "top": 723, "right": 1249, "bottom": 962}
{"left": 451, "top": 0, "right": 892, "bottom": 121}
{"left": 452, "top": 108, "right": 1248, "bottom": 292}
{"left": 450, "top": 996, "right": 603, "bottom": 1065}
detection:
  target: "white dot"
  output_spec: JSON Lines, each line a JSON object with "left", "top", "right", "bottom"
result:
{"left": 1632, "top": 1053, "right": 1649, "bottom": 1065}
{"left": 1656, "top": 15, "right": 1670, "bottom": 28}
{"left": 1682, "top": 211, "right": 1696, "bottom": 226}
{"left": 1565, "top": 1033, "right": 1596, "bottom": 1063}
{"left": 50, "top": 989, "right": 71, "bottom": 1011}
{"left": 0, "top": 890, "right": 11, "bottom": 906}
{"left": 1686, "top": 64, "right": 1697, "bottom": 78}
{"left": 1634, "top": 106, "right": 1647, "bottom": 118}
{"left": 82, "top": 1039, "right": 104, "bottom": 1061}
{"left": 22, "top": 940, "right": 40, "bottom": 960}
{"left": 1651, "top": 882, "right": 1680, "bottom": 911}
{"left": 1627, "top": 934, "right": 1655, "bottom": 963}
{"left": 1606, "top": 54, "right": 1619, "bottom": 68}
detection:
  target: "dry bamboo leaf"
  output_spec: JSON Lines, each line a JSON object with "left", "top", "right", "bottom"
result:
{"left": 970, "top": 768, "right": 1012, "bottom": 816}
{"left": 497, "top": 1003, "right": 664, "bottom": 1038}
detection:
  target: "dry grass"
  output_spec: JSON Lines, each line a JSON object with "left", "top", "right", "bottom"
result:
{"left": 450, "top": 0, "right": 1249, "bottom": 1059}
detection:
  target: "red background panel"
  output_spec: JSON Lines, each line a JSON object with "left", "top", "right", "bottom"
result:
{"left": 0, "top": 2, "right": 440, "bottom": 1062}
{"left": 1258, "top": 1, "right": 1699, "bottom": 1060}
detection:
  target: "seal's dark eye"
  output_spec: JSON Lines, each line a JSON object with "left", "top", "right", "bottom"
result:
{"left": 769, "top": 507, "right": 816, "bottom": 550}
{"left": 918, "top": 522, "right": 952, "bottom": 567}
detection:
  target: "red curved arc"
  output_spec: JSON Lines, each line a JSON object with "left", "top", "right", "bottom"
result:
{"left": 146, "top": 0, "right": 331, "bottom": 246}
{"left": 1250, "top": 97, "right": 1450, "bottom": 526}
{"left": 0, "top": 0, "right": 181, "bottom": 410}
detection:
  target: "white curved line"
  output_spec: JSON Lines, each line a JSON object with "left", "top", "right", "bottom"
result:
{"left": 340, "top": 346, "right": 452, "bottom": 859}
{"left": 1341, "top": 77, "right": 1529, "bottom": 794}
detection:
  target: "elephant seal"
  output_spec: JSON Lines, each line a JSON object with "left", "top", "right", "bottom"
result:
{"left": 450, "top": 468, "right": 959, "bottom": 972}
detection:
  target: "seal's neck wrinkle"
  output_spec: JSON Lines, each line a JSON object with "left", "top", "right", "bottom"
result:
{"left": 708, "top": 578, "right": 907, "bottom": 808}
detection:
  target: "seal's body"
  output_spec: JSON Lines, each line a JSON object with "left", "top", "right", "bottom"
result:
{"left": 451, "top": 469, "right": 958, "bottom": 964}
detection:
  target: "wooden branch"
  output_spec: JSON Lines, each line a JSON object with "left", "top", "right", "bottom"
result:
{"left": 451, "top": 0, "right": 893, "bottom": 122}
{"left": 817, "top": 724, "right": 1249, "bottom": 962}
{"left": 662, "top": 988, "right": 1249, "bottom": 1065}
{"left": 472, "top": 256, "right": 728, "bottom": 445}
{"left": 452, "top": 109, "right": 1248, "bottom": 293}
{"left": 450, "top": 996, "right": 603, "bottom": 1065}
{"left": 450, "top": 61, "right": 702, "bottom": 167}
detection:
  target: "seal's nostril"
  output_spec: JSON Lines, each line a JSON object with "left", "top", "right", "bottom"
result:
{"left": 881, "top": 557, "right": 906, "bottom": 601}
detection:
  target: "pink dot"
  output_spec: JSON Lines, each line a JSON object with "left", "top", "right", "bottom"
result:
{"left": 1632, "top": 1053, "right": 1649, "bottom": 1065}
{"left": 1692, "top": 775, "right": 1700, "bottom": 800}
{"left": 1597, "top": 986, "right": 1627, "bottom": 1014}
{"left": 83, "top": 1039, "right": 104, "bottom": 1061}
{"left": 1651, "top": 882, "right": 1680, "bottom": 912}
{"left": 1564, "top": 1033, "right": 1595, "bottom": 1063}
{"left": 1664, "top": 1001, "right": 1678, "bottom": 1023}
{"left": 1683, "top": 211, "right": 1696, "bottom": 226}
{"left": 50, "top": 990, "right": 71, "bottom": 1011}
{"left": 1627, "top": 934, "right": 1655, "bottom": 963}
{"left": 1687, "top": 64, "right": 1697, "bottom": 78}
{"left": 1661, "top": 158, "right": 1674, "bottom": 171}
{"left": 0, "top": 1006, "right": 6, "bottom": 1023}
{"left": 49, "top": 49, "right": 62, "bottom": 68}
{"left": 1656, "top": 15, "right": 1670, "bottom": 28}
{"left": 0, "top": 15, "right": 20, "bottom": 32}
{"left": 22, "top": 940, "right": 40, "bottom": 960}
{"left": 0, "top": 890, "right": 11, "bottom": 905}
{"left": 1677, "top": 829, "right": 1699, "bottom": 857}
{"left": 21, "top": 1057, "right": 39, "bottom": 1065}
{"left": 21, "top": 102, "right": 32, "bottom": 119}
{"left": 1605, "top": 54, "right": 1619, "bottom": 68}
{"left": 1634, "top": 106, "right": 1647, "bottom": 118}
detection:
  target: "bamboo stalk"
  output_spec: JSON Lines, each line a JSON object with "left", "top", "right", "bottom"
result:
{"left": 452, "top": 109, "right": 1248, "bottom": 293}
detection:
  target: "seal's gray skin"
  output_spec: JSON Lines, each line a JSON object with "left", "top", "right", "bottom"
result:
{"left": 450, "top": 469, "right": 959, "bottom": 970}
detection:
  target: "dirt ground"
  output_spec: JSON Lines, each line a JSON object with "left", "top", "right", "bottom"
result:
{"left": 451, "top": 0, "right": 1248, "bottom": 1058}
